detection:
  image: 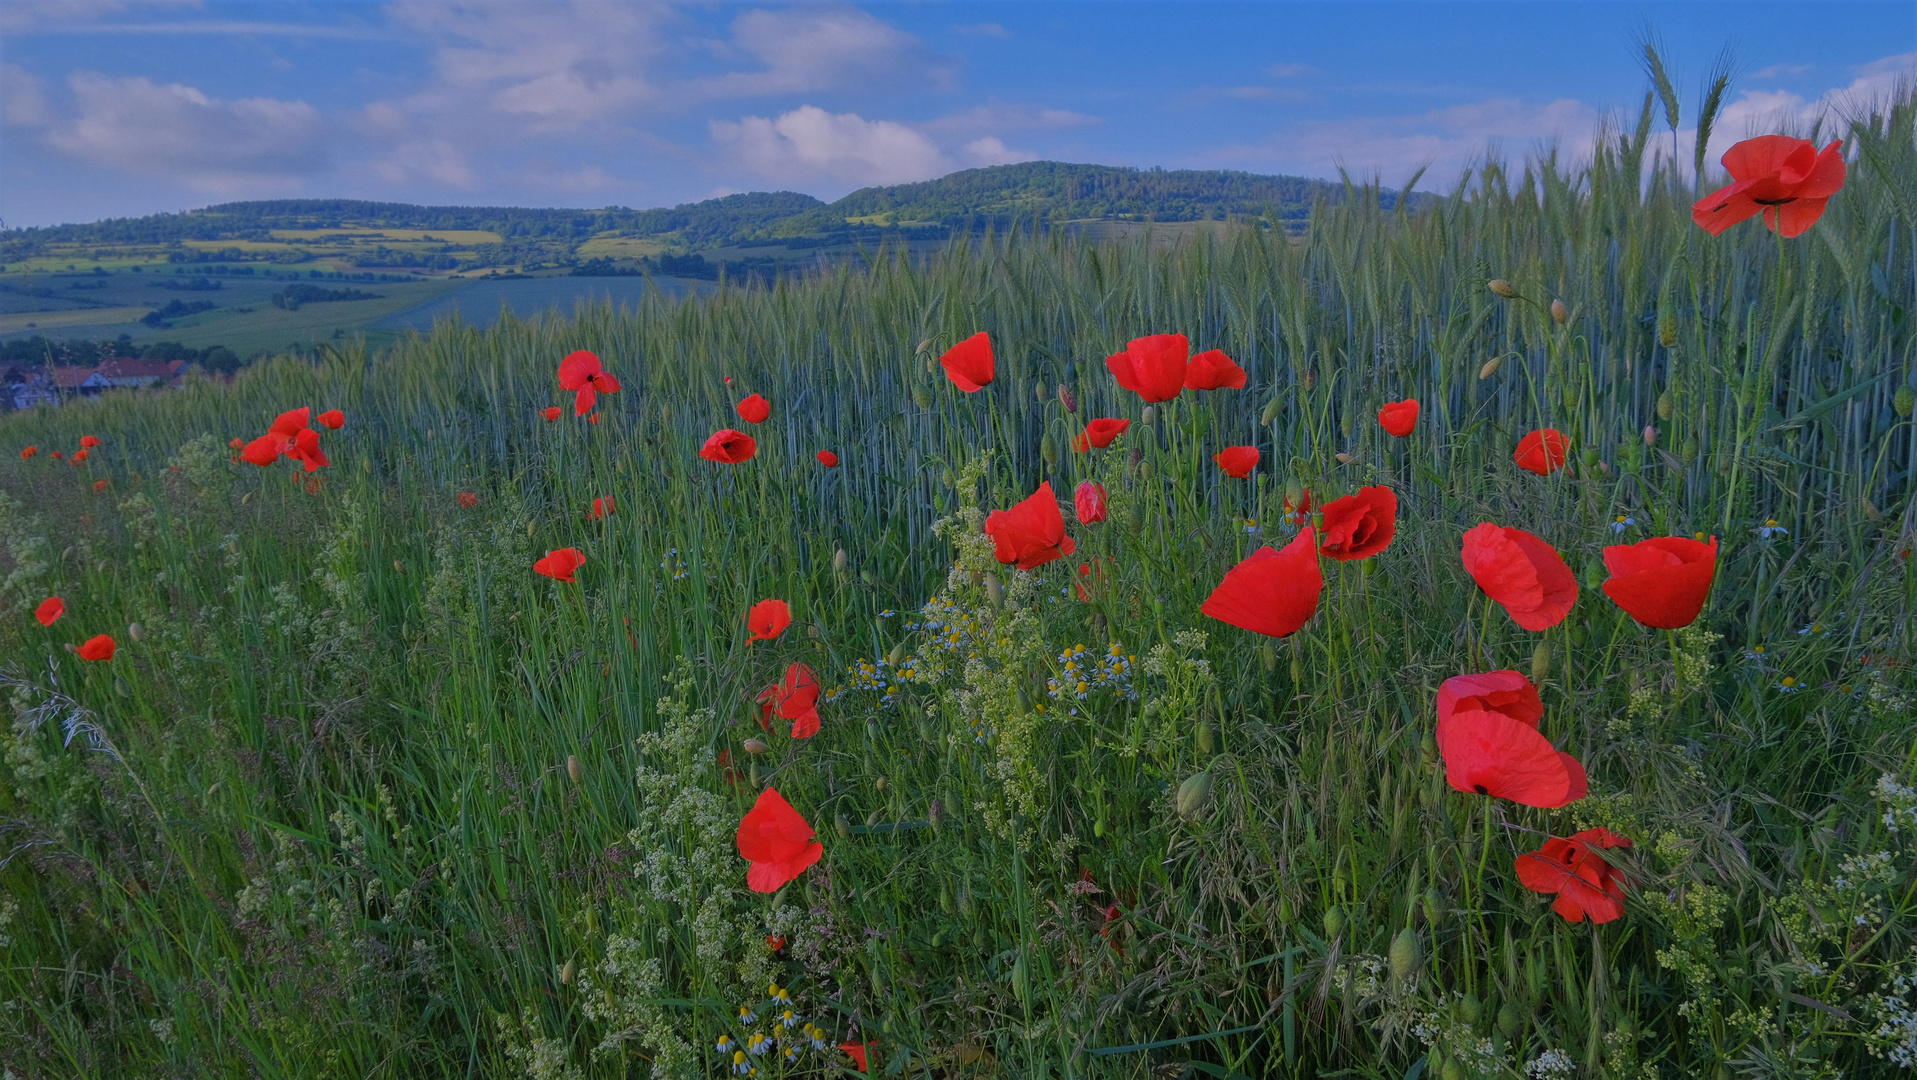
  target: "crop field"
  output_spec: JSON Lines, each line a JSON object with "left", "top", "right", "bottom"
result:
{"left": 1, "top": 90, "right": 1914, "bottom": 1080}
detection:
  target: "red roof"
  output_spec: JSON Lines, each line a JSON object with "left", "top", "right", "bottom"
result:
{"left": 96, "top": 358, "right": 185, "bottom": 380}
{"left": 51, "top": 366, "right": 104, "bottom": 388}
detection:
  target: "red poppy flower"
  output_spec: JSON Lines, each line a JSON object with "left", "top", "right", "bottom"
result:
{"left": 240, "top": 434, "right": 284, "bottom": 467}
{"left": 1074, "top": 559, "right": 1116, "bottom": 602}
{"left": 558, "top": 350, "right": 621, "bottom": 415}
{"left": 1073, "top": 418, "right": 1130, "bottom": 452}
{"left": 1378, "top": 399, "right": 1419, "bottom": 437}
{"left": 1514, "top": 429, "right": 1569, "bottom": 476}
{"left": 699, "top": 429, "right": 757, "bottom": 464}
{"left": 543, "top": 406, "right": 562, "bottom": 422}
{"left": 317, "top": 410, "right": 344, "bottom": 430}
{"left": 1214, "top": 445, "right": 1259, "bottom": 478}
{"left": 938, "top": 332, "right": 995, "bottom": 392}
{"left": 36, "top": 597, "right": 64, "bottom": 626}
{"left": 227, "top": 438, "right": 243, "bottom": 450}
{"left": 269, "top": 408, "right": 311, "bottom": 439}
{"left": 93, "top": 479, "right": 108, "bottom": 492}
{"left": 1318, "top": 486, "right": 1397, "bottom": 560}
{"left": 1515, "top": 827, "right": 1633, "bottom": 924}
{"left": 1602, "top": 535, "right": 1718, "bottom": 629}
{"left": 736, "top": 394, "right": 771, "bottom": 424}
{"left": 1435, "top": 670, "right": 1586, "bottom": 808}
{"left": 816, "top": 449, "right": 839, "bottom": 467}
{"left": 286, "top": 428, "right": 329, "bottom": 473}
{"left": 1106, "top": 334, "right": 1189, "bottom": 403}
{"left": 71, "top": 449, "right": 89, "bottom": 464}
{"left": 456, "top": 492, "right": 479, "bottom": 509}
{"left": 51, "top": 451, "right": 62, "bottom": 460}
{"left": 79, "top": 435, "right": 102, "bottom": 448}
{"left": 746, "top": 598, "right": 791, "bottom": 642}
{"left": 766, "top": 934, "right": 787, "bottom": 953}
{"left": 756, "top": 662, "right": 822, "bottom": 738}
{"left": 76, "top": 634, "right": 116, "bottom": 662}
{"left": 839, "top": 1042, "right": 875, "bottom": 1073}
{"left": 1282, "top": 487, "right": 1313, "bottom": 527}
{"left": 1075, "top": 480, "right": 1108, "bottom": 525}
{"left": 1461, "top": 523, "right": 1577, "bottom": 630}
{"left": 736, "top": 787, "right": 824, "bottom": 893}
{"left": 533, "top": 548, "right": 586, "bottom": 582}
{"left": 20, "top": 446, "right": 36, "bottom": 460}
{"left": 984, "top": 482, "right": 1076, "bottom": 570}
{"left": 1184, "top": 349, "right": 1246, "bottom": 390}
{"left": 1201, "top": 527, "right": 1322, "bottom": 637}
{"left": 588, "top": 496, "right": 616, "bottom": 520}
{"left": 1693, "top": 136, "right": 1846, "bottom": 238}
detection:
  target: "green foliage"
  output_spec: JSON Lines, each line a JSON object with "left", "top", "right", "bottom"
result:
{"left": 0, "top": 89, "right": 1914, "bottom": 1079}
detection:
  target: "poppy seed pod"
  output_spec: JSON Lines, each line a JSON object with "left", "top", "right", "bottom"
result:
{"left": 566, "top": 755, "right": 583, "bottom": 784}
{"left": 1057, "top": 383, "right": 1077, "bottom": 413}
{"left": 1479, "top": 356, "right": 1504, "bottom": 380}
{"left": 1389, "top": 927, "right": 1422, "bottom": 978}
{"left": 1488, "top": 279, "right": 1519, "bottom": 299}
{"left": 1322, "top": 906, "right": 1346, "bottom": 939}
{"left": 1550, "top": 298, "right": 1568, "bottom": 324}
{"left": 1175, "top": 771, "right": 1213, "bottom": 820}
{"left": 1531, "top": 640, "right": 1552, "bottom": 684}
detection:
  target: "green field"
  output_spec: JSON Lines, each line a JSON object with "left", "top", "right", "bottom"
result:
{"left": 1, "top": 89, "right": 1914, "bottom": 1080}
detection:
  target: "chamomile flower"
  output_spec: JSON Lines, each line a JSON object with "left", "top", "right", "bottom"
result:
{"left": 732, "top": 1050, "right": 750, "bottom": 1075}
{"left": 1757, "top": 519, "right": 1789, "bottom": 540}
{"left": 738, "top": 1005, "right": 756, "bottom": 1025}
{"left": 1611, "top": 514, "right": 1636, "bottom": 534}
{"left": 717, "top": 1035, "right": 734, "bottom": 1055}
{"left": 1798, "top": 622, "right": 1829, "bottom": 637}
{"left": 1776, "top": 676, "right": 1803, "bottom": 693}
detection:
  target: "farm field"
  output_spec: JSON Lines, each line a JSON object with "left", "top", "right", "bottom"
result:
{"left": 1, "top": 89, "right": 1914, "bottom": 1080}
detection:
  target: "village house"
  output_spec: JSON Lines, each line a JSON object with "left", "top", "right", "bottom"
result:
{"left": 4, "top": 357, "right": 186, "bottom": 410}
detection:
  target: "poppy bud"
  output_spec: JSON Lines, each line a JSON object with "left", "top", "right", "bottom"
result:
{"left": 127, "top": 623, "right": 144, "bottom": 642}
{"left": 241, "top": 491, "right": 254, "bottom": 505}
{"left": 1658, "top": 313, "right": 1678, "bottom": 348}
{"left": 1580, "top": 447, "right": 1599, "bottom": 468}
{"left": 1550, "top": 298, "right": 1568, "bottom": 324}
{"left": 527, "top": 521, "right": 536, "bottom": 538}
{"left": 1895, "top": 387, "right": 1915, "bottom": 419}
{"left": 1141, "top": 406, "right": 1155, "bottom": 426}
{"left": 1322, "top": 906, "right": 1345, "bottom": 940}
{"left": 1389, "top": 927, "right": 1421, "bottom": 979}
{"left": 1195, "top": 719, "right": 1213, "bottom": 756}
{"left": 984, "top": 574, "right": 1003, "bottom": 608}
{"left": 833, "top": 547, "right": 848, "bottom": 572}
{"left": 1290, "top": 655, "right": 1304, "bottom": 684}
{"left": 1041, "top": 436, "right": 1059, "bottom": 467}
{"left": 1136, "top": 458, "right": 1154, "bottom": 482}
{"left": 1643, "top": 425, "right": 1658, "bottom": 446}
{"left": 928, "top": 797, "right": 944, "bottom": 832}
{"left": 560, "top": 959, "right": 576, "bottom": 986}
{"left": 1334, "top": 452, "right": 1355, "bottom": 465}
{"left": 912, "top": 385, "right": 933, "bottom": 408}
{"left": 393, "top": 560, "right": 404, "bottom": 574}
{"left": 1175, "top": 771, "right": 1213, "bottom": 820}
{"left": 1260, "top": 397, "right": 1283, "bottom": 425}
{"left": 1488, "top": 279, "right": 1518, "bottom": 299}
{"left": 1422, "top": 887, "right": 1446, "bottom": 926}
{"left": 1034, "top": 379, "right": 1048, "bottom": 402}
{"left": 1582, "top": 557, "right": 1605, "bottom": 590}
{"left": 1478, "top": 356, "right": 1503, "bottom": 380}
{"left": 835, "top": 813, "right": 851, "bottom": 839}
{"left": 861, "top": 568, "right": 878, "bottom": 585}
{"left": 1259, "top": 644, "right": 1276, "bottom": 671}
{"left": 743, "top": 738, "right": 770, "bottom": 755}
{"left": 1057, "top": 384, "right": 1077, "bottom": 413}
{"left": 1530, "top": 640, "right": 1551, "bottom": 684}
{"left": 1460, "top": 992, "right": 1482, "bottom": 1025}
{"left": 567, "top": 755, "right": 583, "bottom": 784}
{"left": 1497, "top": 1000, "right": 1524, "bottom": 1038}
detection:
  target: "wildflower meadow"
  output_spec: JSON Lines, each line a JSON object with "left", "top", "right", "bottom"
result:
{"left": 3, "top": 87, "right": 1916, "bottom": 1079}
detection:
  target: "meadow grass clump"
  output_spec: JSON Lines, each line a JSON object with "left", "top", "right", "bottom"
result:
{"left": 0, "top": 88, "right": 1914, "bottom": 1078}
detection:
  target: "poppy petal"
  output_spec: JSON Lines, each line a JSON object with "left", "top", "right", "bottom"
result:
{"left": 1200, "top": 527, "right": 1323, "bottom": 638}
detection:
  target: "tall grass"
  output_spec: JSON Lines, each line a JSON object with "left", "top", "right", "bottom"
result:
{"left": 1, "top": 88, "right": 1914, "bottom": 1078}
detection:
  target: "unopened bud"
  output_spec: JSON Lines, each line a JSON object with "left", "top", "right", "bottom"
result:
{"left": 984, "top": 574, "right": 1004, "bottom": 608}
{"left": 392, "top": 559, "right": 404, "bottom": 574}
{"left": 527, "top": 521, "right": 536, "bottom": 538}
{"left": 912, "top": 385, "right": 934, "bottom": 408}
{"left": 1657, "top": 390, "right": 1674, "bottom": 420}
{"left": 1550, "top": 298, "right": 1568, "bottom": 324}
{"left": 566, "top": 754, "right": 583, "bottom": 784}
{"left": 1141, "top": 405, "right": 1156, "bottom": 426}
{"left": 1041, "top": 435, "right": 1060, "bottom": 467}
{"left": 914, "top": 338, "right": 933, "bottom": 356}
{"left": 836, "top": 813, "right": 852, "bottom": 839}
{"left": 1479, "top": 356, "right": 1504, "bottom": 380}
{"left": 1322, "top": 905, "right": 1346, "bottom": 940}
{"left": 743, "top": 738, "right": 770, "bottom": 755}
{"left": 1260, "top": 397, "right": 1283, "bottom": 425}
{"left": 560, "top": 959, "right": 576, "bottom": 986}
{"left": 1530, "top": 640, "right": 1552, "bottom": 684}
{"left": 1335, "top": 452, "right": 1356, "bottom": 465}
{"left": 1057, "top": 384, "right": 1077, "bottom": 413}
{"left": 241, "top": 491, "right": 254, "bottom": 505}
{"left": 127, "top": 622, "right": 144, "bottom": 642}
{"left": 928, "top": 798, "right": 944, "bottom": 831}
{"left": 1580, "top": 447, "right": 1600, "bottom": 468}
{"left": 1034, "top": 379, "right": 1049, "bottom": 402}
{"left": 1895, "top": 386, "right": 1915, "bottom": 419}
{"left": 833, "top": 547, "right": 848, "bottom": 572}
{"left": 1175, "top": 771, "right": 1214, "bottom": 820}
{"left": 887, "top": 641, "right": 905, "bottom": 667}
{"left": 1643, "top": 425, "right": 1658, "bottom": 447}
{"left": 1497, "top": 1000, "right": 1524, "bottom": 1038}
{"left": 1291, "top": 655, "right": 1304, "bottom": 684}
{"left": 1389, "top": 927, "right": 1422, "bottom": 978}
{"left": 1260, "top": 644, "right": 1276, "bottom": 671}
{"left": 1488, "top": 279, "right": 1518, "bottom": 299}
{"left": 1422, "top": 887, "right": 1446, "bottom": 926}
{"left": 808, "top": 623, "right": 825, "bottom": 641}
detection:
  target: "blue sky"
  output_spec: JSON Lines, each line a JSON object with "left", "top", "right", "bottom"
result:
{"left": 2, "top": 1, "right": 1912, "bottom": 227}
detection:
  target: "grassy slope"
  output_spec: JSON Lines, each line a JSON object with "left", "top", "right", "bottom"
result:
{"left": 0, "top": 93, "right": 1914, "bottom": 1079}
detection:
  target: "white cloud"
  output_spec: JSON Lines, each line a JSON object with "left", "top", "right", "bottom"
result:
{"left": 961, "top": 137, "right": 1034, "bottom": 167}
{"left": 711, "top": 106, "right": 952, "bottom": 187}
{"left": 1682, "top": 51, "right": 1917, "bottom": 179}
{"left": 699, "top": 7, "right": 951, "bottom": 98}
{"left": 45, "top": 72, "right": 327, "bottom": 193}
{"left": 1751, "top": 63, "right": 1813, "bottom": 80}
{"left": 918, "top": 101, "right": 1099, "bottom": 139}
{"left": 1, "top": 64, "right": 53, "bottom": 127}
{"left": 0, "top": 0, "right": 199, "bottom": 34}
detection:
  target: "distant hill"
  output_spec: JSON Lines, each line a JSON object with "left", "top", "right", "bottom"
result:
{"left": 3, "top": 162, "right": 1408, "bottom": 270}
